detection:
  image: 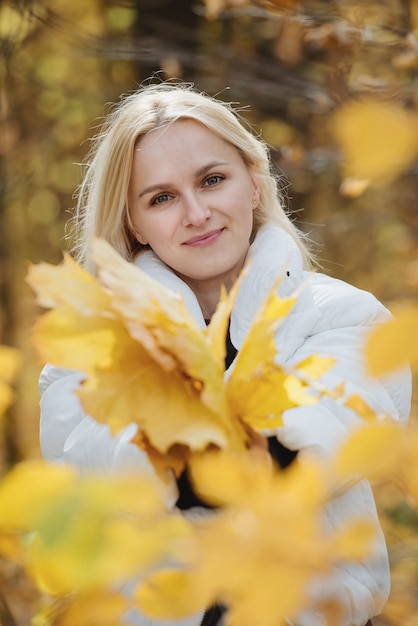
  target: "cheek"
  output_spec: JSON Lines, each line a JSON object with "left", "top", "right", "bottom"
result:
{"left": 138, "top": 214, "right": 176, "bottom": 248}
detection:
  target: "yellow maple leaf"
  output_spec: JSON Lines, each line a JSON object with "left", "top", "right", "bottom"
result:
{"left": 31, "top": 307, "right": 118, "bottom": 372}
{"left": 227, "top": 285, "right": 328, "bottom": 429}
{"left": 92, "top": 239, "right": 203, "bottom": 369}
{"left": 343, "top": 393, "right": 378, "bottom": 422}
{"left": 365, "top": 305, "right": 418, "bottom": 376}
{"left": 27, "top": 253, "right": 113, "bottom": 315}
{"left": 78, "top": 357, "right": 232, "bottom": 453}
{"left": 228, "top": 368, "right": 318, "bottom": 430}
{"left": 205, "top": 268, "right": 246, "bottom": 369}
{"left": 230, "top": 278, "right": 295, "bottom": 381}
{"left": 294, "top": 354, "right": 335, "bottom": 381}
{"left": 331, "top": 98, "right": 418, "bottom": 185}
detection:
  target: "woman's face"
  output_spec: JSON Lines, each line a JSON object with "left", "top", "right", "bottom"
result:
{"left": 128, "top": 119, "right": 259, "bottom": 299}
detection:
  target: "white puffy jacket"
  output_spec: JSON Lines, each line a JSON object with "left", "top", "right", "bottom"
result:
{"left": 39, "top": 225, "right": 411, "bottom": 626}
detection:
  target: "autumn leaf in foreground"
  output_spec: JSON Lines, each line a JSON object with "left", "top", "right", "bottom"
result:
{"left": 0, "top": 460, "right": 191, "bottom": 597}
{"left": 227, "top": 284, "right": 334, "bottom": 430}
{"left": 136, "top": 449, "right": 377, "bottom": 626}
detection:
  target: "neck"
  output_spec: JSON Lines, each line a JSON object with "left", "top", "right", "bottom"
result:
{"left": 177, "top": 272, "right": 236, "bottom": 320}
{"left": 178, "top": 269, "right": 243, "bottom": 320}
{"left": 186, "top": 282, "right": 222, "bottom": 321}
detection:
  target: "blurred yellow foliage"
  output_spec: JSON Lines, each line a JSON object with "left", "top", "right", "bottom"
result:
{"left": 137, "top": 451, "right": 337, "bottom": 625}
{"left": 0, "top": 451, "right": 377, "bottom": 626}
{"left": 332, "top": 422, "right": 405, "bottom": 485}
{"left": 365, "top": 305, "right": 418, "bottom": 375}
{"left": 33, "top": 591, "right": 128, "bottom": 626}
{"left": 0, "top": 4, "right": 38, "bottom": 41}
{"left": 0, "top": 345, "right": 21, "bottom": 417}
{"left": 331, "top": 99, "right": 418, "bottom": 190}
{"left": 0, "top": 459, "right": 191, "bottom": 598}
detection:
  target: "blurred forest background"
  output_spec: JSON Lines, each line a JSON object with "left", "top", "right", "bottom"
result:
{"left": 1, "top": 0, "right": 417, "bottom": 468}
{"left": 0, "top": 0, "right": 417, "bottom": 622}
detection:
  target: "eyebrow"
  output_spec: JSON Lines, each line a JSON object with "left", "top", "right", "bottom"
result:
{"left": 138, "top": 160, "right": 228, "bottom": 198}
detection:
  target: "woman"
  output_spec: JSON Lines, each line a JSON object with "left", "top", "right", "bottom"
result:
{"left": 39, "top": 82, "right": 411, "bottom": 626}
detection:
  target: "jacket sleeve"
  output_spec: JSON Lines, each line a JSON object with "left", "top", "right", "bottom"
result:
{"left": 39, "top": 364, "right": 178, "bottom": 506}
{"left": 275, "top": 274, "right": 411, "bottom": 459}
{"left": 272, "top": 276, "right": 411, "bottom": 626}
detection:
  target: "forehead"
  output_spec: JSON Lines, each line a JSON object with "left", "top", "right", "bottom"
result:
{"left": 134, "top": 118, "right": 239, "bottom": 162}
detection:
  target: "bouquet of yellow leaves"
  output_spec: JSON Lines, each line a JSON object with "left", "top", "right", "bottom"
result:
{"left": 26, "top": 238, "right": 331, "bottom": 480}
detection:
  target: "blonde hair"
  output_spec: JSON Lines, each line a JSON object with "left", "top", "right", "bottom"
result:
{"left": 70, "top": 81, "right": 315, "bottom": 271}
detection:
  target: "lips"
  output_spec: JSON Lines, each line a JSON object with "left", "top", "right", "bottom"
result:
{"left": 183, "top": 229, "right": 223, "bottom": 246}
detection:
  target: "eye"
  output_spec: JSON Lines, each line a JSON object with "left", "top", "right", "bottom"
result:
{"left": 203, "top": 174, "right": 224, "bottom": 187}
{"left": 151, "top": 192, "right": 171, "bottom": 206}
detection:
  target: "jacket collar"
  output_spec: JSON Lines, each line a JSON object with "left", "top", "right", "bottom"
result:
{"left": 133, "top": 225, "right": 304, "bottom": 344}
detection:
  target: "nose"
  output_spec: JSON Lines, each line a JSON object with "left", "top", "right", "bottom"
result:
{"left": 181, "top": 192, "right": 211, "bottom": 227}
